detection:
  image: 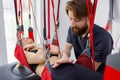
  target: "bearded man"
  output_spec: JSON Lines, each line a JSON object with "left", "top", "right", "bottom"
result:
{"left": 52, "top": 0, "right": 113, "bottom": 74}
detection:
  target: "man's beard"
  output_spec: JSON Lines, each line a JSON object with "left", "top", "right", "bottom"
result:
{"left": 72, "top": 24, "right": 88, "bottom": 36}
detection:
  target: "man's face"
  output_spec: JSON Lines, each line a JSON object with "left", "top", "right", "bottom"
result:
{"left": 68, "top": 10, "right": 88, "bottom": 36}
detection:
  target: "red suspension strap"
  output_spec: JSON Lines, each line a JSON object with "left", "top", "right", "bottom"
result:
{"left": 19, "top": 0, "right": 23, "bottom": 27}
{"left": 105, "top": 0, "right": 113, "bottom": 34}
{"left": 56, "top": 0, "right": 60, "bottom": 26}
{"left": 29, "top": 0, "right": 41, "bottom": 42}
{"left": 43, "top": 0, "right": 51, "bottom": 56}
{"left": 86, "top": 0, "right": 98, "bottom": 70}
{"left": 51, "top": 0, "right": 61, "bottom": 56}
{"left": 14, "top": 0, "right": 19, "bottom": 26}
{"left": 43, "top": 0, "right": 47, "bottom": 46}
{"left": 14, "top": 0, "right": 24, "bottom": 40}
{"left": 28, "top": 0, "right": 34, "bottom": 41}
{"left": 47, "top": 0, "right": 51, "bottom": 50}
{"left": 14, "top": 0, "right": 31, "bottom": 70}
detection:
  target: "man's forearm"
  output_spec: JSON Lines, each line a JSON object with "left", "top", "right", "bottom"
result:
{"left": 62, "top": 49, "right": 71, "bottom": 57}
{"left": 62, "top": 42, "right": 72, "bottom": 57}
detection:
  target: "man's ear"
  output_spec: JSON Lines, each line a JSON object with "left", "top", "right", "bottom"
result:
{"left": 86, "top": 17, "right": 90, "bottom": 27}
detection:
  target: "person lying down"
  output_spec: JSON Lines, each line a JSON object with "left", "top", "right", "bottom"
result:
{"left": 21, "top": 38, "right": 103, "bottom": 80}
{"left": 21, "top": 38, "right": 60, "bottom": 75}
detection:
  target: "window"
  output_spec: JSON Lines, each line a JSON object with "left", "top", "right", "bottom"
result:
{"left": 3, "top": 0, "right": 29, "bottom": 63}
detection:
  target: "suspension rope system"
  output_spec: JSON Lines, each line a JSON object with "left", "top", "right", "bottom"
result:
{"left": 14, "top": 0, "right": 62, "bottom": 75}
{"left": 51, "top": 0, "right": 61, "bottom": 56}
{"left": 47, "top": 0, "right": 51, "bottom": 51}
{"left": 105, "top": 0, "right": 120, "bottom": 50}
{"left": 43, "top": 0, "right": 48, "bottom": 58}
{"left": 43, "top": 0, "right": 47, "bottom": 47}
{"left": 29, "top": 0, "right": 41, "bottom": 42}
{"left": 14, "top": 0, "right": 24, "bottom": 46}
{"left": 42, "top": 0, "right": 51, "bottom": 59}
{"left": 105, "top": 0, "right": 113, "bottom": 34}
{"left": 43, "top": 0, "right": 61, "bottom": 58}
{"left": 14, "top": 0, "right": 19, "bottom": 26}
{"left": 86, "top": 0, "right": 98, "bottom": 70}
{"left": 14, "top": 0, "right": 42, "bottom": 71}
{"left": 14, "top": 0, "right": 24, "bottom": 40}
{"left": 28, "top": 0, "right": 34, "bottom": 41}
{"left": 14, "top": 0, "right": 31, "bottom": 70}
{"left": 104, "top": 0, "right": 120, "bottom": 50}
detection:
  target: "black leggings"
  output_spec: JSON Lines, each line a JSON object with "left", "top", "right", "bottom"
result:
{"left": 49, "top": 63, "right": 103, "bottom": 80}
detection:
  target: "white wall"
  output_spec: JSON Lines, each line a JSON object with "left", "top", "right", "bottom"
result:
{"left": 95, "top": 0, "right": 120, "bottom": 53}
{"left": 94, "top": 0, "right": 109, "bottom": 27}
{"left": 58, "top": 0, "right": 76, "bottom": 59}
{"left": 33, "top": 0, "right": 43, "bottom": 43}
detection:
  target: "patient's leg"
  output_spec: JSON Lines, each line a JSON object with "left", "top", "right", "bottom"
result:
{"left": 35, "top": 55, "right": 59, "bottom": 76}
{"left": 16, "top": 38, "right": 34, "bottom": 68}
{"left": 18, "top": 43, "right": 59, "bottom": 76}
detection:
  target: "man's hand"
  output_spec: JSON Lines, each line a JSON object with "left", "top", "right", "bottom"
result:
{"left": 52, "top": 54, "right": 74, "bottom": 68}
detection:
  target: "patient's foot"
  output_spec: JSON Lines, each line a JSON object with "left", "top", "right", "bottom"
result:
{"left": 16, "top": 62, "right": 24, "bottom": 68}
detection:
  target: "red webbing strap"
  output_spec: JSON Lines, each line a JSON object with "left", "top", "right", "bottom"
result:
{"left": 29, "top": 0, "right": 41, "bottom": 42}
{"left": 17, "top": 0, "right": 24, "bottom": 45}
{"left": 28, "top": 0, "right": 31, "bottom": 26}
{"left": 14, "top": 0, "right": 24, "bottom": 40}
{"left": 105, "top": 23, "right": 109, "bottom": 31}
{"left": 105, "top": 0, "right": 113, "bottom": 34}
{"left": 51, "top": 0, "right": 61, "bottom": 37}
{"left": 14, "top": 0, "right": 19, "bottom": 25}
{"left": 86, "top": 0, "right": 98, "bottom": 70}
{"left": 19, "top": 0, "right": 23, "bottom": 26}
{"left": 43, "top": 0, "right": 48, "bottom": 50}
{"left": 92, "top": 0, "right": 98, "bottom": 22}
{"left": 41, "top": 66, "right": 52, "bottom": 80}
{"left": 18, "top": 0, "right": 24, "bottom": 39}
{"left": 48, "top": 0, "right": 51, "bottom": 50}
{"left": 51, "top": 0, "right": 61, "bottom": 26}
{"left": 51, "top": 0, "right": 56, "bottom": 29}
{"left": 14, "top": 0, "right": 31, "bottom": 70}
{"left": 14, "top": 0, "right": 24, "bottom": 39}
{"left": 28, "top": 0, "right": 34, "bottom": 41}
{"left": 105, "top": 20, "right": 112, "bottom": 35}
{"left": 51, "top": 0, "right": 61, "bottom": 56}
{"left": 14, "top": 41, "right": 31, "bottom": 70}
{"left": 28, "top": 27, "right": 34, "bottom": 41}
{"left": 104, "top": 65, "right": 120, "bottom": 80}
{"left": 56, "top": 0, "right": 60, "bottom": 25}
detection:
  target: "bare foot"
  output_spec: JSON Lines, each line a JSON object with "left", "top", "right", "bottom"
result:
{"left": 16, "top": 62, "right": 24, "bottom": 68}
